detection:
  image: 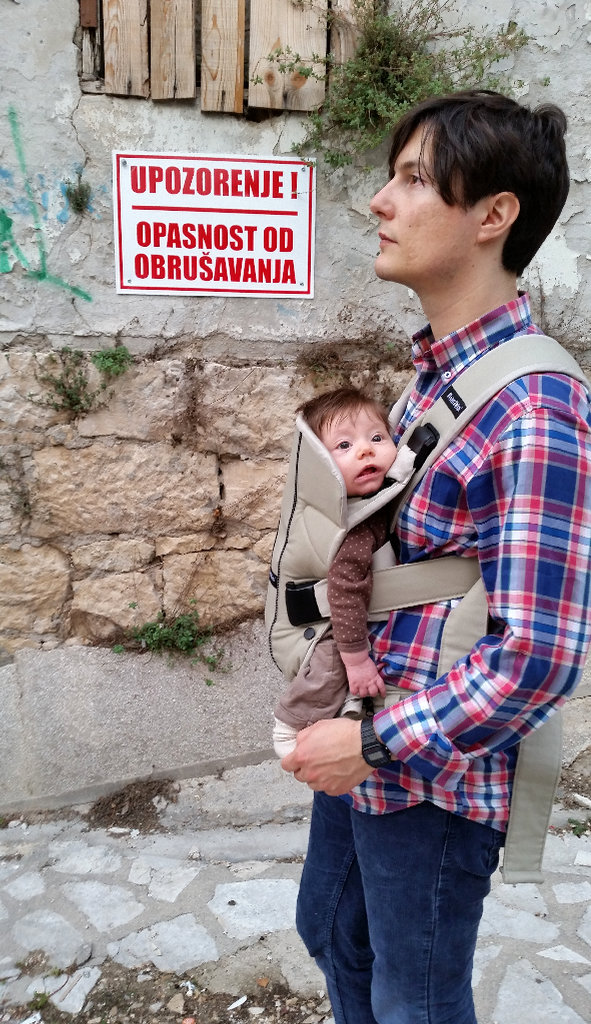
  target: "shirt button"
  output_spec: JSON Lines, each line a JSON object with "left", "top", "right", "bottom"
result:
{"left": 442, "top": 370, "right": 452, "bottom": 380}
{"left": 303, "top": 627, "right": 316, "bottom": 640}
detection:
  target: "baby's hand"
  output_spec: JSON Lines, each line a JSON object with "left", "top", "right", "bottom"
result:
{"left": 340, "top": 651, "right": 386, "bottom": 698}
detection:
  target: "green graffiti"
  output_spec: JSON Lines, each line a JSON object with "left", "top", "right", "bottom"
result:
{"left": 1, "top": 107, "right": 92, "bottom": 301}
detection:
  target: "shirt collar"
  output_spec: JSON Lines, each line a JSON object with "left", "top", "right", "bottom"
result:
{"left": 411, "top": 293, "right": 534, "bottom": 379}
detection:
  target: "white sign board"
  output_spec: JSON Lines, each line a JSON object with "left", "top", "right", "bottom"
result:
{"left": 112, "top": 152, "right": 316, "bottom": 298}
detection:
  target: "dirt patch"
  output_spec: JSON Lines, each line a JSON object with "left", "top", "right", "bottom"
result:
{"left": 1, "top": 961, "right": 332, "bottom": 1024}
{"left": 84, "top": 779, "right": 180, "bottom": 833}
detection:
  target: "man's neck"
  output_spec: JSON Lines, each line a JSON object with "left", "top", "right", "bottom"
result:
{"left": 420, "top": 271, "right": 519, "bottom": 342}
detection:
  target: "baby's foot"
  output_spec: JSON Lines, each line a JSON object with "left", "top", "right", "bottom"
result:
{"left": 272, "top": 717, "right": 298, "bottom": 758}
{"left": 339, "top": 694, "right": 364, "bottom": 720}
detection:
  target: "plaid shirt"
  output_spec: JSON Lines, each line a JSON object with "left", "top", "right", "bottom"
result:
{"left": 348, "top": 295, "right": 591, "bottom": 830}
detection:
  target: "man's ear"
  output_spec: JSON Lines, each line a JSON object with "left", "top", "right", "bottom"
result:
{"left": 477, "top": 192, "right": 520, "bottom": 243}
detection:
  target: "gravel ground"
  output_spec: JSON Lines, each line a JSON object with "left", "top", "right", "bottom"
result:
{"left": 2, "top": 759, "right": 590, "bottom": 1024}
{"left": 0, "top": 960, "right": 334, "bottom": 1024}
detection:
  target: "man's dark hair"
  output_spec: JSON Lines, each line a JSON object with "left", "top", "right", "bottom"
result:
{"left": 388, "top": 90, "right": 569, "bottom": 276}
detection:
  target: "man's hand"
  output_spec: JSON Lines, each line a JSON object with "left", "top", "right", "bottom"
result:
{"left": 281, "top": 718, "right": 373, "bottom": 795}
{"left": 340, "top": 650, "right": 386, "bottom": 698}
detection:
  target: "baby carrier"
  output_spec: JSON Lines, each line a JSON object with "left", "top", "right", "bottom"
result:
{"left": 266, "top": 334, "right": 590, "bottom": 883}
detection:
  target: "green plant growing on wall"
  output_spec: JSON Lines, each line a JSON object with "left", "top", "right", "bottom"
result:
{"left": 259, "top": 0, "right": 527, "bottom": 168}
{"left": 117, "top": 601, "right": 224, "bottom": 673}
{"left": 64, "top": 172, "right": 92, "bottom": 215}
{"left": 36, "top": 347, "right": 98, "bottom": 416}
{"left": 90, "top": 345, "right": 133, "bottom": 379}
{"left": 35, "top": 345, "right": 133, "bottom": 418}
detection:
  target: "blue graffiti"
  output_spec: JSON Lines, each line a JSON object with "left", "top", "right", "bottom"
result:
{"left": 0, "top": 107, "right": 92, "bottom": 301}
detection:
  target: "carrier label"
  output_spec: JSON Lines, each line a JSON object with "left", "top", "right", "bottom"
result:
{"left": 441, "top": 385, "right": 466, "bottom": 418}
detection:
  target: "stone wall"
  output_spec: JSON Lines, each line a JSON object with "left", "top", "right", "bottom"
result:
{"left": 1, "top": 1, "right": 590, "bottom": 657}
{"left": 0, "top": 339, "right": 411, "bottom": 654}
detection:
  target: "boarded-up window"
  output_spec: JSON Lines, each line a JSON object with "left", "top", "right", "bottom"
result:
{"left": 79, "top": 0, "right": 363, "bottom": 111}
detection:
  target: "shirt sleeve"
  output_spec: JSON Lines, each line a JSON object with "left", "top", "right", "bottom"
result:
{"left": 328, "top": 512, "right": 389, "bottom": 654}
{"left": 374, "top": 398, "right": 591, "bottom": 791}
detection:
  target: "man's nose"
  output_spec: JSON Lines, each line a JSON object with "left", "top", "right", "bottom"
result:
{"left": 370, "top": 180, "right": 394, "bottom": 217}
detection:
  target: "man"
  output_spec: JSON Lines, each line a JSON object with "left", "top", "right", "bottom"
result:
{"left": 282, "top": 90, "right": 591, "bottom": 1024}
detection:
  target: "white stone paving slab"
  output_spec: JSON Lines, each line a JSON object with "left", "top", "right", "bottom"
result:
{"left": 12, "top": 910, "right": 91, "bottom": 968}
{"left": 578, "top": 905, "right": 591, "bottom": 948}
{"left": 493, "top": 959, "right": 587, "bottom": 1023}
{"left": 49, "top": 840, "right": 122, "bottom": 875}
{"left": 26, "top": 967, "right": 101, "bottom": 1015}
{"left": 543, "top": 834, "right": 591, "bottom": 875}
{"left": 107, "top": 913, "right": 218, "bottom": 973}
{"left": 0, "top": 957, "right": 20, "bottom": 982}
{"left": 472, "top": 943, "right": 501, "bottom": 987}
{"left": 0, "top": 864, "right": 21, "bottom": 882}
{"left": 207, "top": 879, "right": 299, "bottom": 940}
{"left": 552, "top": 880, "right": 591, "bottom": 904}
{"left": 494, "top": 882, "right": 548, "bottom": 915}
{"left": 128, "top": 854, "right": 201, "bottom": 902}
{"left": 61, "top": 880, "right": 144, "bottom": 931}
{"left": 577, "top": 973, "right": 591, "bottom": 995}
{"left": 0, "top": 899, "right": 7, "bottom": 921}
{"left": 479, "top": 896, "right": 560, "bottom": 942}
{"left": 538, "top": 945, "right": 590, "bottom": 964}
{"left": 3, "top": 872, "right": 45, "bottom": 900}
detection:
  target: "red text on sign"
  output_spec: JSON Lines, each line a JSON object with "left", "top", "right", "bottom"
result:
{"left": 130, "top": 165, "right": 286, "bottom": 199}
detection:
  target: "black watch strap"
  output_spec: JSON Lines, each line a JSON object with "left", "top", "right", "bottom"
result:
{"left": 360, "top": 716, "right": 392, "bottom": 768}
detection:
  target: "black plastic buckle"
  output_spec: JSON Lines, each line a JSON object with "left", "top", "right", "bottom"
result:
{"left": 407, "top": 423, "right": 439, "bottom": 471}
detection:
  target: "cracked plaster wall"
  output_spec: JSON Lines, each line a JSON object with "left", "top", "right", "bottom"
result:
{"left": 0, "top": 0, "right": 590, "bottom": 654}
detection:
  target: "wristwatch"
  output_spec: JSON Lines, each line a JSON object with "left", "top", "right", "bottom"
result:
{"left": 360, "top": 716, "right": 392, "bottom": 768}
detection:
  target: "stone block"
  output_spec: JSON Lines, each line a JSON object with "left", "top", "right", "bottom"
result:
{"left": 71, "top": 571, "right": 162, "bottom": 642}
{"left": 78, "top": 360, "right": 185, "bottom": 441}
{"left": 0, "top": 543, "right": 69, "bottom": 632}
{"left": 162, "top": 550, "right": 267, "bottom": 625}
{"left": 222, "top": 458, "right": 286, "bottom": 531}
{"left": 71, "top": 539, "right": 156, "bottom": 572}
{"left": 184, "top": 363, "right": 304, "bottom": 457}
{"left": 28, "top": 442, "right": 219, "bottom": 537}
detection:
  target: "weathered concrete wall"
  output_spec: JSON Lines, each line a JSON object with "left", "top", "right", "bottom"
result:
{"left": 1, "top": 1, "right": 590, "bottom": 656}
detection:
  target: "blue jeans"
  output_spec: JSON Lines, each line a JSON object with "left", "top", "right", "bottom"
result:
{"left": 296, "top": 793, "right": 503, "bottom": 1024}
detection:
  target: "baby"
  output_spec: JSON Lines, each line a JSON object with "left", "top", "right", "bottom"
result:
{"left": 273, "top": 386, "right": 399, "bottom": 757}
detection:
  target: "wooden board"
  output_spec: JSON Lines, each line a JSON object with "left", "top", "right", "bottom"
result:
{"left": 80, "top": 0, "right": 99, "bottom": 30}
{"left": 330, "top": 0, "right": 366, "bottom": 65}
{"left": 248, "top": 0, "right": 328, "bottom": 111}
{"left": 151, "top": 0, "right": 197, "bottom": 100}
{"left": 103, "top": 0, "right": 149, "bottom": 97}
{"left": 201, "top": 0, "right": 245, "bottom": 112}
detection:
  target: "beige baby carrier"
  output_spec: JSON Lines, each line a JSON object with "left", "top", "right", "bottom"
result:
{"left": 266, "top": 334, "right": 590, "bottom": 883}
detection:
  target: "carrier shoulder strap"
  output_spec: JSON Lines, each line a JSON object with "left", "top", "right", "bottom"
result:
{"left": 389, "top": 332, "right": 589, "bottom": 532}
{"left": 369, "top": 333, "right": 589, "bottom": 884}
{"left": 354, "top": 332, "right": 589, "bottom": 619}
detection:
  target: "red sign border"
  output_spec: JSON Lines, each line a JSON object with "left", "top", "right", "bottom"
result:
{"left": 113, "top": 152, "right": 315, "bottom": 298}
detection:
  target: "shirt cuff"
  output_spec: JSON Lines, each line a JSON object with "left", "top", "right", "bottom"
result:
{"left": 373, "top": 689, "right": 471, "bottom": 791}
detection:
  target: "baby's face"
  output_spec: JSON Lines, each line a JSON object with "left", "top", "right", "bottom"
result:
{"left": 319, "top": 408, "right": 397, "bottom": 497}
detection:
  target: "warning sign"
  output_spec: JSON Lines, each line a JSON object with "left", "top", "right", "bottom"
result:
{"left": 112, "top": 152, "right": 316, "bottom": 298}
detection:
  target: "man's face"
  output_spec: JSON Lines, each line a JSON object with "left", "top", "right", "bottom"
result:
{"left": 369, "top": 127, "right": 483, "bottom": 297}
{"left": 319, "top": 408, "right": 397, "bottom": 497}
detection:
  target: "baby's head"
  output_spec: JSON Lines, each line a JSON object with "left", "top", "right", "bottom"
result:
{"left": 299, "top": 387, "right": 397, "bottom": 497}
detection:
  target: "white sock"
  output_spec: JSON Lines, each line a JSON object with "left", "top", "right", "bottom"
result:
{"left": 272, "top": 717, "right": 298, "bottom": 758}
{"left": 339, "top": 694, "right": 364, "bottom": 719}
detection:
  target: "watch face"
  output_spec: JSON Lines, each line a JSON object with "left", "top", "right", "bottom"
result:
{"left": 361, "top": 717, "right": 391, "bottom": 767}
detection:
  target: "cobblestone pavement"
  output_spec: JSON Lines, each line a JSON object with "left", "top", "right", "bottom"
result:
{"left": 1, "top": 761, "right": 591, "bottom": 1024}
